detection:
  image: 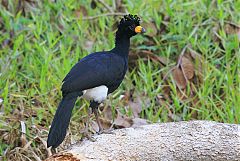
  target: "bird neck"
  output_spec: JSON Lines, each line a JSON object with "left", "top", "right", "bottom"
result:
{"left": 112, "top": 31, "right": 130, "bottom": 57}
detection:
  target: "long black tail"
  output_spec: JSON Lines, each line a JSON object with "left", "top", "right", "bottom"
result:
{"left": 47, "top": 92, "right": 80, "bottom": 148}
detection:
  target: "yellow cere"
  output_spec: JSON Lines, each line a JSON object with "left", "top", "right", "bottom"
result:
{"left": 135, "top": 26, "right": 143, "bottom": 33}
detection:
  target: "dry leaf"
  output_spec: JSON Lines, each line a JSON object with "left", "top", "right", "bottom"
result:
{"left": 189, "top": 48, "right": 203, "bottom": 61}
{"left": 102, "top": 106, "right": 113, "bottom": 121}
{"left": 224, "top": 23, "right": 239, "bottom": 35}
{"left": 161, "top": 86, "right": 172, "bottom": 103}
{"left": 168, "top": 113, "right": 182, "bottom": 122}
{"left": 141, "top": 50, "right": 168, "bottom": 65}
{"left": 181, "top": 56, "right": 194, "bottom": 80}
{"left": 188, "top": 49, "right": 203, "bottom": 84}
{"left": 91, "top": 119, "right": 112, "bottom": 132}
{"left": 115, "top": 0, "right": 125, "bottom": 12}
{"left": 127, "top": 95, "right": 143, "bottom": 117}
{"left": 128, "top": 101, "right": 141, "bottom": 117}
{"left": 75, "top": 5, "right": 88, "bottom": 18}
{"left": 176, "top": 88, "right": 187, "bottom": 100}
{"left": 172, "top": 67, "right": 187, "bottom": 89}
{"left": 214, "top": 23, "right": 240, "bottom": 42}
{"left": 113, "top": 110, "right": 133, "bottom": 128}
{"left": 131, "top": 118, "right": 149, "bottom": 128}
{"left": 90, "top": 120, "right": 99, "bottom": 132}
{"left": 120, "top": 89, "right": 134, "bottom": 103}
{"left": 99, "top": 118, "right": 112, "bottom": 130}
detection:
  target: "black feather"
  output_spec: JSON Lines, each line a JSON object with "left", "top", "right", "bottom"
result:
{"left": 47, "top": 92, "right": 81, "bottom": 148}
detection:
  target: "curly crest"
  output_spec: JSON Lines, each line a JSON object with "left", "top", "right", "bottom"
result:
{"left": 119, "top": 14, "right": 141, "bottom": 25}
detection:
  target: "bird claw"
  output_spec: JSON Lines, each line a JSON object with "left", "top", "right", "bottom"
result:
{"left": 81, "top": 128, "right": 96, "bottom": 142}
{"left": 97, "top": 129, "right": 114, "bottom": 135}
{"left": 86, "top": 134, "right": 96, "bottom": 142}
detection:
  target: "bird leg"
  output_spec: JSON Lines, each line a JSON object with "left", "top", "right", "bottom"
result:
{"left": 91, "top": 101, "right": 114, "bottom": 134}
{"left": 90, "top": 101, "right": 103, "bottom": 133}
{"left": 81, "top": 106, "right": 96, "bottom": 141}
{"left": 85, "top": 107, "right": 92, "bottom": 130}
{"left": 92, "top": 106, "right": 103, "bottom": 133}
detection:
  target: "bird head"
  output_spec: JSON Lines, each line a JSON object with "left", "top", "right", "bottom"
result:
{"left": 117, "top": 14, "right": 145, "bottom": 38}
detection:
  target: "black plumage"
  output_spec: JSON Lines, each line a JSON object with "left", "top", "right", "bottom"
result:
{"left": 47, "top": 14, "right": 145, "bottom": 148}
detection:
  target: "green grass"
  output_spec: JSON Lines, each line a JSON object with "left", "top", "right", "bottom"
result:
{"left": 0, "top": 0, "right": 240, "bottom": 160}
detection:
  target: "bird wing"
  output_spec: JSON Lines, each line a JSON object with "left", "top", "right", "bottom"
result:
{"left": 61, "top": 52, "right": 125, "bottom": 94}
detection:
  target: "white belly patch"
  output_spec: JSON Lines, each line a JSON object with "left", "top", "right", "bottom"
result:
{"left": 82, "top": 85, "right": 108, "bottom": 103}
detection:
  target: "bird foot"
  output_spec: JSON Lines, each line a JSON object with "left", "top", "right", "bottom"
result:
{"left": 81, "top": 128, "right": 96, "bottom": 142}
{"left": 97, "top": 128, "right": 114, "bottom": 135}
{"left": 85, "top": 133, "right": 96, "bottom": 142}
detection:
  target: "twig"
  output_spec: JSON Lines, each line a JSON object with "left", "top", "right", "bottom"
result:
{"left": 177, "top": 45, "right": 192, "bottom": 92}
{"left": 224, "top": 20, "right": 240, "bottom": 28}
{"left": 96, "top": 0, "right": 114, "bottom": 13}
{"left": 212, "top": 17, "right": 240, "bottom": 28}
{"left": 163, "top": 66, "right": 176, "bottom": 81}
{"left": 177, "top": 44, "right": 189, "bottom": 68}
{"left": 163, "top": 45, "right": 190, "bottom": 88}
{"left": 82, "top": 12, "right": 127, "bottom": 20}
{"left": 213, "top": 30, "right": 224, "bottom": 41}
{"left": 187, "top": 46, "right": 203, "bottom": 60}
{"left": 180, "top": 62, "right": 189, "bottom": 86}
{"left": 37, "top": 136, "right": 52, "bottom": 157}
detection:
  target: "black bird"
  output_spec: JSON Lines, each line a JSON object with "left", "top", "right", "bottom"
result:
{"left": 47, "top": 14, "right": 145, "bottom": 148}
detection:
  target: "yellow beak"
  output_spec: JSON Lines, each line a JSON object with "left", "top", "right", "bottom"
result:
{"left": 135, "top": 26, "right": 146, "bottom": 33}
